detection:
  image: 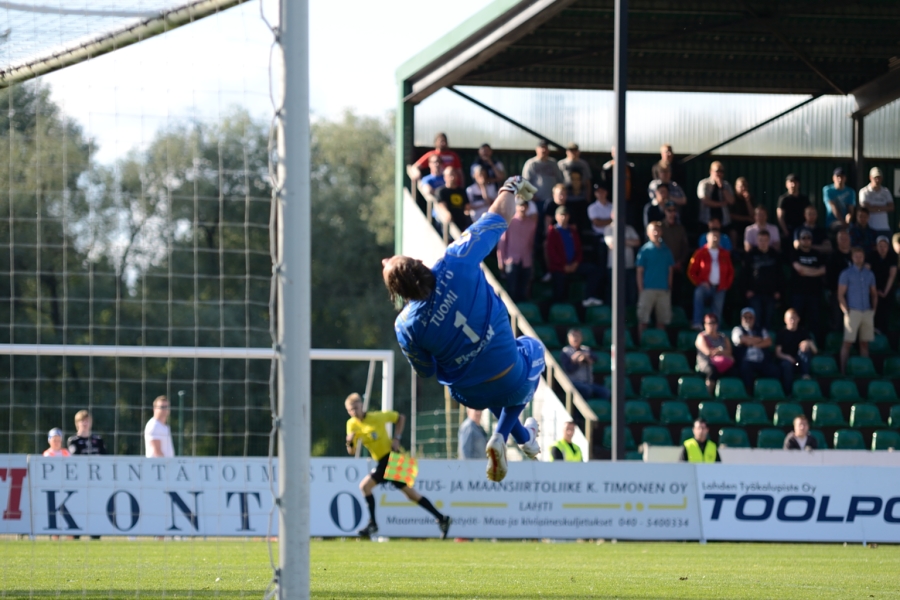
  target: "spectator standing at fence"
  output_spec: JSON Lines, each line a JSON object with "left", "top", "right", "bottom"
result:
{"left": 466, "top": 165, "right": 497, "bottom": 223}
{"left": 603, "top": 212, "right": 640, "bottom": 306}
{"left": 679, "top": 419, "right": 720, "bottom": 462}
{"left": 435, "top": 167, "right": 472, "bottom": 233}
{"left": 783, "top": 414, "right": 818, "bottom": 451}
{"left": 588, "top": 182, "right": 613, "bottom": 267}
{"left": 419, "top": 155, "right": 445, "bottom": 196}
{"left": 731, "top": 307, "right": 779, "bottom": 393}
{"left": 744, "top": 229, "right": 782, "bottom": 330}
{"left": 550, "top": 421, "right": 583, "bottom": 462}
{"left": 458, "top": 408, "right": 488, "bottom": 460}
{"left": 43, "top": 428, "right": 70, "bottom": 457}
{"left": 523, "top": 140, "right": 564, "bottom": 204}
{"left": 827, "top": 228, "right": 854, "bottom": 332}
{"left": 793, "top": 206, "right": 831, "bottom": 255}
{"left": 695, "top": 314, "right": 734, "bottom": 394}
{"left": 859, "top": 167, "right": 894, "bottom": 236}
{"left": 775, "top": 308, "right": 818, "bottom": 395}
{"left": 546, "top": 206, "right": 603, "bottom": 306}
{"left": 560, "top": 329, "right": 610, "bottom": 400}
{"left": 849, "top": 206, "right": 877, "bottom": 254}
{"left": 67, "top": 410, "right": 107, "bottom": 456}
{"left": 688, "top": 229, "right": 733, "bottom": 329}
{"left": 145, "top": 395, "right": 175, "bottom": 458}
{"left": 636, "top": 222, "right": 674, "bottom": 334}
{"left": 823, "top": 167, "right": 855, "bottom": 230}
{"left": 838, "top": 247, "right": 878, "bottom": 374}
{"left": 777, "top": 174, "right": 810, "bottom": 240}
{"left": 697, "top": 161, "right": 733, "bottom": 231}
{"left": 744, "top": 206, "right": 781, "bottom": 253}
{"left": 410, "top": 132, "right": 462, "bottom": 179}
{"left": 792, "top": 229, "right": 827, "bottom": 340}
{"left": 868, "top": 235, "right": 897, "bottom": 334}
{"left": 469, "top": 143, "right": 505, "bottom": 184}
{"left": 496, "top": 197, "right": 537, "bottom": 303}
{"left": 661, "top": 202, "right": 690, "bottom": 307}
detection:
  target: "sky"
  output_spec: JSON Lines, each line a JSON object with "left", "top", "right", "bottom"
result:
{"left": 32, "top": 0, "right": 490, "bottom": 164}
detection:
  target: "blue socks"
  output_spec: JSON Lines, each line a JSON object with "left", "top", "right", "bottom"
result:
{"left": 490, "top": 404, "right": 530, "bottom": 444}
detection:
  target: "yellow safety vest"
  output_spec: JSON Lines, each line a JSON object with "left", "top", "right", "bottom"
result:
{"left": 683, "top": 438, "right": 717, "bottom": 463}
{"left": 551, "top": 440, "right": 583, "bottom": 462}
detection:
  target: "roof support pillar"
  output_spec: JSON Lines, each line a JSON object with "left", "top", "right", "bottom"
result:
{"left": 395, "top": 81, "right": 415, "bottom": 255}
{"left": 853, "top": 114, "right": 865, "bottom": 190}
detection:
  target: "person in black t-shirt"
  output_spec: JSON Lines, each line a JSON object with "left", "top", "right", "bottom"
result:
{"left": 791, "top": 231, "right": 826, "bottom": 342}
{"left": 67, "top": 410, "right": 107, "bottom": 456}
{"left": 776, "top": 174, "right": 810, "bottom": 241}
{"left": 775, "top": 308, "right": 818, "bottom": 395}
{"left": 744, "top": 229, "right": 783, "bottom": 330}
{"left": 867, "top": 236, "right": 898, "bottom": 334}
{"left": 827, "top": 228, "right": 854, "bottom": 332}
{"left": 435, "top": 167, "right": 471, "bottom": 234}
{"left": 792, "top": 206, "right": 831, "bottom": 256}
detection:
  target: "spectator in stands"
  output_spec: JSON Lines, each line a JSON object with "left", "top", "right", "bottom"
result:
{"left": 777, "top": 173, "right": 810, "bottom": 240}
{"left": 466, "top": 165, "right": 496, "bottom": 223}
{"left": 409, "top": 132, "right": 462, "bottom": 181}
{"left": 783, "top": 414, "right": 817, "bottom": 451}
{"left": 859, "top": 167, "right": 894, "bottom": 236}
{"left": 564, "top": 170, "right": 591, "bottom": 233}
{"left": 679, "top": 418, "right": 720, "bottom": 462}
{"left": 145, "top": 395, "right": 175, "bottom": 458}
{"left": 588, "top": 182, "right": 613, "bottom": 265}
{"left": 868, "top": 235, "right": 897, "bottom": 334}
{"left": 497, "top": 197, "right": 537, "bottom": 303}
{"left": 469, "top": 143, "right": 505, "bottom": 184}
{"left": 731, "top": 307, "right": 779, "bottom": 393}
{"left": 43, "top": 428, "right": 70, "bottom": 457}
{"left": 435, "top": 167, "right": 472, "bottom": 233}
{"left": 636, "top": 221, "right": 674, "bottom": 335}
{"left": 419, "top": 155, "right": 445, "bottom": 196}
{"left": 695, "top": 314, "right": 734, "bottom": 394}
{"left": 661, "top": 201, "right": 690, "bottom": 306}
{"left": 652, "top": 143, "right": 685, "bottom": 184}
{"left": 647, "top": 164, "right": 686, "bottom": 209}
{"left": 849, "top": 206, "right": 877, "bottom": 254}
{"left": 67, "top": 410, "right": 107, "bottom": 456}
{"left": 601, "top": 147, "right": 637, "bottom": 226}
{"left": 823, "top": 167, "right": 855, "bottom": 230}
{"left": 546, "top": 206, "right": 603, "bottom": 307}
{"left": 838, "top": 247, "right": 878, "bottom": 374}
{"left": 558, "top": 142, "right": 592, "bottom": 192}
{"left": 458, "top": 408, "right": 488, "bottom": 460}
{"left": 744, "top": 229, "right": 783, "bottom": 330}
{"left": 894, "top": 232, "right": 900, "bottom": 257}
{"left": 561, "top": 329, "right": 610, "bottom": 400}
{"left": 542, "top": 183, "right": 568, "bottom": 232}
{"left": 523, "top": 140, "right": 564, "bottom": 203}
{"left": 791, "top": 229, "right": 826, "bottom": 341}
{"left": 550, "top": 421, "right": 584, "bottom": 462}
{"left": 793, "top": 206, "right": 831, "bottom": 255}
{"left": 698, "top": 216, "right": 733, "bottom": 251}
{"left": 775, "top": 308, "right": 817, "bottom": 395}
{"left": 643, "top": 182, "right": 669, "bottom": 230}
{"left": 729, "top": 176, "right": 755, "bottom": 248}
{"left": 603, "top": 212, "right": 640, "bottom": 306}
{"left": 744, "top": 205, "right": 781, "bottom": 253}
{"left": 696, "top": 161, "right": 733, "bottom": 231}
{"left": 688, "top": 229, "right": 733, "bottom": 329}
{"left": 827, "top": 228, "right": 854, "bottom": 332}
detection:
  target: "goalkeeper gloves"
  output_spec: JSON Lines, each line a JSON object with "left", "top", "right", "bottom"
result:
{"left": 500, "top": 176, "right": 537, "bottom": 202}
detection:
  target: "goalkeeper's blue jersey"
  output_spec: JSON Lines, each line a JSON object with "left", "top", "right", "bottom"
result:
{"left": 395, "top": 213, "right": 524, "bottom": 402}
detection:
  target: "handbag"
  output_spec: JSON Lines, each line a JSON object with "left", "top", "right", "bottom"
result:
{"left": 383, "top": 451, "right": 418, "bottom": 486}
{"left": 710, "top": 354, "right": 734, "bottom": 373}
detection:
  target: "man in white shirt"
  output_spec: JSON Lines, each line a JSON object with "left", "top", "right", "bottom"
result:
{"left": 859, "top": 167, "right": 894, "bottom": 235}
{"left": 144, "top": 395, "right": 175, "bottom": 458}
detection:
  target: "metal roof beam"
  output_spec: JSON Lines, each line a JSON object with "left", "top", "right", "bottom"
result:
{"left": 851, "top": 68, "right": 900, "bottom": 118}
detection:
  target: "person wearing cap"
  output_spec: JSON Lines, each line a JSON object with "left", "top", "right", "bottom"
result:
{"left": 496, "top": 196, "right": 537, "bottom": 303}
{"left": 867, "top": 235, "right": 897, "bottom": 334}
{"left": 557, "top": 142, "right": 592, "bottom": 192}
{"left": 731, "top": 307, "right": 779, "bottom": 394}
{"left": 688, "top": 229, "right": 733, "bottom": 329}
{"left": 849, "top": 206, "right": 877, "bottom": 254}
{"left": 696, "top": 161, "right": 733, "bottom": 230}
{"left": 550, "top": 421, "right": 584, "bottom": 462}
{"left": 469, "top": 143, "right": 505, "bottom": 184}
{"left": 777, "top": 173, "right": 810, "bottom": 240}
{"left": 823, "top": 167, "right": 855, "bottom": 229}
{"left": 744, "top": 228, "right": 783, "bottom": 330}
{"left": 522, "top": 139, "right": 564, "bottom": 204}
{"left": 791, "top": 229, "right": 827, "bottom": 343}
{"left": 859, "top": 167, "right": 894, "bottom": 236}
{"left": 838, "top": 246, "right": 878, "bottom": 374}
{"left": 792, "top": 206, "right": 831, "bottom": 255}
{"left": 775, "top": 308, "right": 818, "bottom": 394}
{"left": 546, "top": 205, "right": 603, "bottom": 306}
{"left": 43, "top": 428, "right": 70, "bottom": 457}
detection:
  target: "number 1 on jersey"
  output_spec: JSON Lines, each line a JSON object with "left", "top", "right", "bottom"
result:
{"left": 454, "top": 311, "right": 481, "bottom": 343}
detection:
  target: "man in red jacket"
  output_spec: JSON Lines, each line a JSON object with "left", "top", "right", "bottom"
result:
{"left": 545, "top": 206, "right": 602, "bottom": 306}
{"left": 688, "top": 229, "right": 734, "bottom": 328}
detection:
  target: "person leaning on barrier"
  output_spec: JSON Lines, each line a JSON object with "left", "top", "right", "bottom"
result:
{"left": 458, "top": 408, "right": 489, "bottom": 460}
{"left": 68, "top": 410, "right": 107, "bottom": 456}
{"left": 550, "top": 421, "right": 583, "bottom": 462}
{"left": 679, "top": 419, "right": 720, "bottom": 463}
{"left": 144, "top": 395, "right": 175, "bottom": 458}
{"left": 783, "top": 414, "right": 817, "bottom": 451}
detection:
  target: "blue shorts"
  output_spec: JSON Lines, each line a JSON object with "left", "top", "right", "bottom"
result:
{"left": 450, "top": 336, "right": 545, "bottom": 410}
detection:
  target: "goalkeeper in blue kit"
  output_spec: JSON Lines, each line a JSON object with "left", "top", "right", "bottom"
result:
{"left": 383, "top": 176, "right": 544, "bottom": 482}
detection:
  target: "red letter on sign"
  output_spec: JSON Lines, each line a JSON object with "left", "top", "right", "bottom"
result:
{"left": 0, "top": 468, "right": 27, "bottom": 519}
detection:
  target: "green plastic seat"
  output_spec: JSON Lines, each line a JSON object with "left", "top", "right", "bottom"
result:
{"left": 625, "top": 400, "right": 656, "bottom": 424}
{"left": 625, "top": 352, "right": 655, "bottom": 375}
{"left": 669, "top": 306, "right": 690, "bottom": 329}
{"left": 825, "top": 331, "right": 846, "bottom": 355}
{"left": 810, "top": 356, "right": 840, "bottom": 378}
{"left": 585, "top": 305, "right": 612, "bottom": 326}
{"left": 660, "top": 401, "right": 694, "bottom": 425}
{"left": 868, "top": 333, "right": 891, "bottom": 355}
{"left": 587, "top": 400, "right": 611, "bottom": 423}
{"left": 532, "top": 325, "right": 562, "bottom": 350}
{"left": 812, "top": 403, "right": 848, "bottom": 427}
{"left": 871, "top": 429, "right": 900, "bottom": 450}
{"left": 757, "top": 428, "right": 786, "bottom": 449}
{"left": 592, "top": 352, "right": 612, "bottom": 374}
{"left": 715, "top": 377, "right": 749, "bottom": 402}
{"left": 829, "top": 379, "right": 862, "bottom": 403}
{"left": 867, "top": 380, "right": 899, "bottom": 403}
{"left": 549, "top": 303, "right": 580, "bottom": 325}
{"left": 718, "top": 427, "right": 750, "bottom": 448}
{"left": 573, "top": 327, "right": 598, "bottom": 348}
{"left": 516, "top": 302, "right": 543, "bottom": 324}
{"left": 641, "top": 425, "right": 674, "bottom": 446}
{"left": 658, "top": 352, "right": 693, "bottom": 375}
{"left": 602, "top": 426, "right": 636, "bottom": 450}
{"left": 833, "top": 429, "right": 865, "bottom": 450}
{"left": 602, "top": 328, "right": 635, "bottom": 350}
{"left": 754, "top": 378, "right": 786, "bottom": 401}
{"left": 809, "top": 429, "right": 828, "bottom": 449}
{"left": 890, "top": 405, "right": 900, "bottom": 428}
{"left": 736, "top": 402, "right": 770, "bottom": 426}
{"left": 640, "top": 376, "right": 673, "bottom": 399}
{"left": 883, "top": 356, "right": 900, "bottom": 378}
{"left": 679, "top": 427, "right": 694, "bottom": 444}
{"left": 698, "top": 401, "right": 733, "bottom": 425}
{"left": 604, "top": 376, "right": 636, "bottom": 398}
{"left": 677, "top": 330, "right": 698, "bottom": 352}
{"left": 849, "top": 403, "right": 885, "bottom": 428}
{"left": 773, "top": 402, "right": 804, "bottom": 427}
{"left": 640, "top": 328, "right": 671, "bottom": 350}
{"left": 792, "top": 379, "right": 824, "bottom": 402}
{"left": 678, "top": 376, "right": 710, "bottom": 400}
{"left": 846, "top": 356, "right": 878, "bottom": 379}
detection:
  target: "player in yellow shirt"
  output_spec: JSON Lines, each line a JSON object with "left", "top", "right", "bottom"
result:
{"left": 345, "top": 393, "right": 451, "bottom": 539}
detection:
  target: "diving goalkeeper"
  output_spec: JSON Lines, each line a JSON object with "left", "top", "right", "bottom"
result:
{"left": 383, "top": 176, "right": 544, "bottom": 482}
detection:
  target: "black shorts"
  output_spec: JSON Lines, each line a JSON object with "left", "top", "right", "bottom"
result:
{"left": 370, "top": 453, "right": 406, "bottom": 489}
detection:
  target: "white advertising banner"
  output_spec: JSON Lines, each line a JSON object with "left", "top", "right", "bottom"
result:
{"left": 696, "top": 465, "right": 900, "bottom": 543}
{"left": 0, "top": 454, "right": 30, "bottom": 534}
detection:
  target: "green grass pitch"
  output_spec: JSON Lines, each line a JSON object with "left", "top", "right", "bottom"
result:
{"left": 1, "top": 538, "right": 898, "bottom": 598}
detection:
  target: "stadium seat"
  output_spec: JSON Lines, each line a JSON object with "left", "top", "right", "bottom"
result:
{"left": 757, "top": 428, "right": 786, "bottom": 449}
{"left": 791, "top": 379, "right": 824, "bottom": 402}
{"left": 825, "top": 331, "right": 847, "bottom": 355}
{"left": 809, "top": 429, "right": 828, "bottom": 449}
{"left": 602, "top": 425, "right": 636, "bottom": 450}
{"left": 718, "top": 427, "right": 750, "bottom": 448}
{"left": 549, "top": 303, "right": 580, "bottom": 325}
{"left": 659, "top": 401, "right": 694, "bottom": 425}
{"left": 736, "top": 403, "right": 770, "bottom": 426}
{"left": 604, "top": 375, "right": 636, "bottom": 398}
{"left": 849, "top": 403, "right": 885, "bottom": 428}
{"left": 641, "top": 425, "right": 674, "bottom": 446}
{"left": 603, "top": 328, "right": 635, "bottom": 350}
{"left": 810, "top": 356, "right": 840, "bottom": 378}
{"left": 890, "top": 405, "right": 900, "bottom": 428}
{"left": 812, "top": 403, "right": 847, "bottom": 427}
{"left": 867, "top": 380, "right": 899, "bottom": 403}
{"left": 715, "top": 377, "right": 749, "bottom": 402}
{"left": 698, "top": 401, "right": 733, "bottom": 425}
{"left": 678, "top": 377, "right": 710, "bottom": 400}
{"left": 676, "top": 330, "right": 698, "bottom": 352}
{"left": 669, "top": 306, "right": 690, "bottom": 329}
{"left": 516, "top": 302, "right": 543, "bottom": 324}
{"left": 829, "top": 379, "right": 862, "bottom": 403}
{"left": 658, "top": 352, "right": 693, "bottom": 375}
{"left": 625, "top": 400, "right": 656, "bottom": 424}
{"left": 883, "top": 356, "right": 900, "bottom": 378}
{"left": 592, "top": 352, "right": 612, "bottom": 373}
{"left": 532, "top": 325, "right": 562, "bottom": 350}
{"left": 585, "top": 305, "right": 611, "bottom": 326}
{"left": 679, "top": 427, "right": 694, "bottom": 444}
{"left": 587, "top": 400, "right": 611, "bottom": 423}
{"left": 626, "top": 450, "right": 644, "bottom": 460}
{"left": 773, "top": 402, "right": 804, "bottom": 427}
{"left": 640, "top": 328, "right": 671, "bottom": 350}
{"left": 625, "top": 352, "right": 655, "bottom": 374}
{"left": 640, "top": 376, "right": 673, "bottom": 399}
{"left": 868, "top": 333, "right": 891, "bottom": 355}
{"left": 846, "top": 356, "right": 878, "bottom": 379}
{"left": 871, "top": 429, "right": 900, "bottom": 451}
{"left": 833, "top": 429, "right": 865, "bottom": 450}
{"left": 754, "top": 378, "right": 786, "bottom": 401}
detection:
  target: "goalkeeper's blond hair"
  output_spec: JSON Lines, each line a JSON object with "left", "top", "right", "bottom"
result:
{"left": 344, "top": 393, "right": 363, "bottom": 408}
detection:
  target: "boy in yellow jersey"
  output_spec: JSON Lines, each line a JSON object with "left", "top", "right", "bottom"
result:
{"left": 345, "top": 393, "right": 451, "bottom": 539}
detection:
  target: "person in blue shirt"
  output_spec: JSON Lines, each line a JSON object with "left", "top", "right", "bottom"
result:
{"left": 823, "top": 167, "right": 855, "bottom": 229}
{"left": 698, "top": 216, "right": 732, "bottom": 251}
{"left": 383, "top": 177, "right": 544, "bottom": 482}
{"left": 837, "top": 246, "right": 878, "bottom": 374}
